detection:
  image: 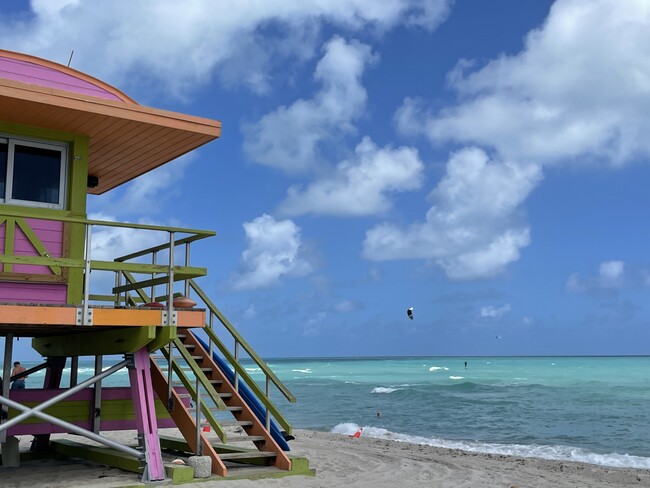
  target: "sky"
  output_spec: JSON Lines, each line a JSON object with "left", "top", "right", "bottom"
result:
{"left": 2, "top": 0, "right": 650, "bottom": 359}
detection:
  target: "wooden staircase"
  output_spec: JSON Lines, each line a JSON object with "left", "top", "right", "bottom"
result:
{"left": 149, "top": 331, "right": 292, "bottom": 477}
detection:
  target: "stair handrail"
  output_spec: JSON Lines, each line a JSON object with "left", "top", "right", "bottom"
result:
{"left": 189, "top": 279, "right": 296, "bottom": 404}
{"left": 200, "top": 325, "right": 294, "bottom": 434}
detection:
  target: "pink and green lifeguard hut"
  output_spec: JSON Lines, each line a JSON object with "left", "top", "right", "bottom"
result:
{"left": 0, "top": 49, "right": 310, "bottom": 483}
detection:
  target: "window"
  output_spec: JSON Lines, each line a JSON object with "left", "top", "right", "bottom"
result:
{"left": 0, "top": 136, "right": 67, "bottom": 209}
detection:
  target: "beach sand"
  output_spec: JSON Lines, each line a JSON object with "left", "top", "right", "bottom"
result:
{"left": 1, "top": 429, "right": 649, "bottom": 487}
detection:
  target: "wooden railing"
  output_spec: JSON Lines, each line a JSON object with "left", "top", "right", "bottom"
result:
{"left": 0, "top": 207, "right": 295, "bottom": 438}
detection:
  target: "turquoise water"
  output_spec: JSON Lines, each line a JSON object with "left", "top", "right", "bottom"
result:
{"left": 11, "top": 356, "right": 650, "bottom": 469}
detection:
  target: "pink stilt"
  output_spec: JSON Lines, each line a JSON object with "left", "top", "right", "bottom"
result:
{"left": 128, "top": 347, "right": 165, "bottom": 482}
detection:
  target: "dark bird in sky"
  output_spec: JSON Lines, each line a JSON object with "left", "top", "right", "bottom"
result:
{"left": 407, "top": 307, "right": 414, "bottom": 320}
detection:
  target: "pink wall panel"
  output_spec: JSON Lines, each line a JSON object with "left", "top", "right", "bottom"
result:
{"left": 0, "top": 282, "right": 67, "bottom": 304}
{"left": 0, "top": 219, "right": 67, "bottom": 302}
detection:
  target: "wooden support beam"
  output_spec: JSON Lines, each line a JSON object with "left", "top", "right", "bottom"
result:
{"left": 32, "top": 326, "right": 157, "bottom": 356}
{"left": 147, "top": 326, "right": 177, "bottom": 352}
{"left": 50, "top": 439, "right": 142, "bottom": 474}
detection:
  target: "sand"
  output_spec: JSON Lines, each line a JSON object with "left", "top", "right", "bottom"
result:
{"left": 1, "top": 429, "right": 649, "bottom": 487}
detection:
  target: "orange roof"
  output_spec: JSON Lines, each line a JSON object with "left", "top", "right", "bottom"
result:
{"left": 0, "top": 50, "right": 221, "bottom": 195}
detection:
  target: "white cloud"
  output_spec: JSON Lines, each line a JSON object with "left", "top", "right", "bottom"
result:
{"left": 111, "top": 154, "right": 194, "bottom": 216}
{"left": 243, "top": 305, "right": 257, "bottom": 320}
{"left": 277, "top": 137, "right": 424, "bottom": 216}
{"left": 232, "top": 214, "right": 313, "bottom": 290}
{"left": 599, "top": 260, "right": 625, "bottom": 288}
{"left": 0, "top": 0, "right": 450, "bottom": 98}
{"left": 565, "top": 272, "right": 585, "bottom": 293}
{"left": 89, "top": 212, "right": 166, "bottom": 263}
{"left": 383, "top": 0, "right": 650, "bottom": 279}
{"left": 303, "top": 311, "right": 327, "bottom": 336}
{"left": 363, "top": 147, "right": 542, "bottom": 279}
{"left": 566, "top": 260, "right": 625, "bottom": 293}
{"left": 480, "top": 304, "right": 511, "bottom": 318}
{"left": 334, "top": 300, "right": 363, "bottom": 313}
{"left": 398, "top": 0, "right": 650, "bottom": 167}
{"left": 243, "top": 37, "right": 377, "bottom": 173}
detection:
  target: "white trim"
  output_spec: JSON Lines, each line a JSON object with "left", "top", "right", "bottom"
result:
{"left": 1, "top": 136, "right": 68, "bottom": 210}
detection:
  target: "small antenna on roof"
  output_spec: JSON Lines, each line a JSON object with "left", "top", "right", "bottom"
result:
{"left": 67, "top": 50, "right": 74, "bottom": 67}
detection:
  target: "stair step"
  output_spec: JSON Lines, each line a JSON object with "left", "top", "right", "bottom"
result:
{"left": 176, "top": 379, "right": 223, "bottom": 386}
{"left": 219, "top": 435, "right": 266, "bottom": 443}
{"left": 220, "top": 420, "right": 254, "bottom": 428}
{"left": 177, "top": 391, "right": 231, "bottom": 400}
{"left": 188, "top": 405, "right": 243, "bottom": 413}
{"left": 153, "top": 356, "right": 203, "bottom": 364}
{"left": 217, "top": 451, "right": 277, "bottom": 461}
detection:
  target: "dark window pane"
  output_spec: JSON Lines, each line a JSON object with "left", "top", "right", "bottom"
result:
{"left": 12, "top": 144, "right": 62, "bottom": 205}
{"left": 0, "top": 142, "right": 6, "bottom": 199}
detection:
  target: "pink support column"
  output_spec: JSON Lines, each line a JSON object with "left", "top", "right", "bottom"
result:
{"left": 128, "top": 347, "right": 165, "bottom": 482}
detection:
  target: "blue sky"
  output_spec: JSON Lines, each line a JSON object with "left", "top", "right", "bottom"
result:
{"left": 3, "top": 0, "right": 650, "bottom": 359}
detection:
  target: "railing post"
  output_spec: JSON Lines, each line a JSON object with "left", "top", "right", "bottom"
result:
{"left": 184, "top": 242, "right": 190, "bottom": 298}
{"left": 209, "top": 312, "right": 214, "bottom": 358}
{"left": 167, "top": 231, "right": 175, "bottom": 324}
{"left": 83, "top": 223, "right": 92, "bottom": 324}
{"left": 167, "top": 232, "right": 175, "bottom": 407}
{"left": 114, "top": 269, "right": 121, "bottom": 307}
{"left": 195, "top": 375, "right": 202, "bottom": 455}
{"left": 234, "top": 340, "right": 240, "bottom": 393}
{"left": 265, "top": 376, "right": 270, "bottom": 430}
{"left": 151, "top": 250, "right": 157, "bottom": 303}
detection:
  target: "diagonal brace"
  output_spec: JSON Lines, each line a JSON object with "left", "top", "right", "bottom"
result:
{"left": 0, "top": 358, "right": 130, "bottom": 432}
{"left": 0, "top": 394, "right": 144, "bottom": 460}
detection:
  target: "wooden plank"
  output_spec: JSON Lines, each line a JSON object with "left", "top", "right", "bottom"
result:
{"left": 0, "top": 256, "right": 206, "bottom": 284}
{"left": 0, "top": 272, "right": 67, "bottom": 283}
{"left": 92, "top": 309, "right": 163, "bottom": 327}
{"left": 218, "top": 452, "right": 277, "bottom": 461}
{"left": 50, "top": 439, "right": 142, "bottom": 474}
{"left": 0, "top": 304, "right": 76, "bottom": 325}
{"left": 177, "top": 310, "right": 206, "bottom": 328}
{"left": 4, "top": 217, "right": 15, "bottom": 272}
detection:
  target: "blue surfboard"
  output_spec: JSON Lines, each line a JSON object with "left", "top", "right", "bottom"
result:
{"left": 193, "top": 333, "right": 291, "bottom": 451}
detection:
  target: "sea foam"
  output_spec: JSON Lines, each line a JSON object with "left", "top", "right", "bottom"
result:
{"left": 428, "top": 366, "right": 449, "bottom": 371}
{"left": 371, "top": 387, "right": 402, "bottom": 394}
{"left": 331, "top": 424, "right": 650, "bottom": 469}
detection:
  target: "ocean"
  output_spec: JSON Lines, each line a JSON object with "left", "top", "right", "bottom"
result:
{"left": 10, "top": 355, "right": 650, "bottom": 470}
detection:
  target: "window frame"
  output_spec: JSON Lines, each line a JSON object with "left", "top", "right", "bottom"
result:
{"left": 0, "top": 135, "right": 68, "bottom": 210}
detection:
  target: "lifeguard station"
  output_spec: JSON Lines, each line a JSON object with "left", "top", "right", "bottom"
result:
{"left": 0, "top": 49, "right": 311, "bottom": 483}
